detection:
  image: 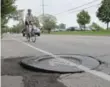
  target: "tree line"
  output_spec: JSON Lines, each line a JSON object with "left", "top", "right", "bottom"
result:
{"left": 77, "top": 0, "right": 110, "bottom": 30}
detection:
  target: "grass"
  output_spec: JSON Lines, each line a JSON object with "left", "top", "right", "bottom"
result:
{"left": 49, "top": 31, "right": 110, "bottom": 36}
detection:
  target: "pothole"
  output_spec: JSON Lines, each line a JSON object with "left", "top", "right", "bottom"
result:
{"left": 1, "top": 57, "right": 66, "bottom": 87}
{"left": 20, "top": 54, "right": 100, "bottom": 73}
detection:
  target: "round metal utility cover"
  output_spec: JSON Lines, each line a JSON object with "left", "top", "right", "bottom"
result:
{"left": 21, "top": 54, "right": 100, "bottom": 73}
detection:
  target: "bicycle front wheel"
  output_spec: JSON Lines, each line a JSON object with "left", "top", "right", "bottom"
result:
{"left": 31, "top": 33, "right": 36, "bottom": 43}
{"left": 26, "top": 33, "right": 30, "bottom": 42}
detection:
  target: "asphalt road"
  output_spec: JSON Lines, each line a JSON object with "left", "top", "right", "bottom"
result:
{"left": 1, "top": 34, "right": 110, "bottom": 87}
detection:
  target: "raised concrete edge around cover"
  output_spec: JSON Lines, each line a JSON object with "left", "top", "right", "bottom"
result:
{"left": 20, "top": 54, "right": 100, "bottom": 73}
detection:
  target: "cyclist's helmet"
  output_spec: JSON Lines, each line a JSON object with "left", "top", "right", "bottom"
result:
{"left": 28, "top": 9, "right": 32, "bottom": 13}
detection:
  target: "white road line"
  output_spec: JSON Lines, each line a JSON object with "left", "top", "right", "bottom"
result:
{"left": 13, "top": 38, "right": 110, "bottom": 81}
{"left": 1, "top": 39, "right": 13, "bottom": 41}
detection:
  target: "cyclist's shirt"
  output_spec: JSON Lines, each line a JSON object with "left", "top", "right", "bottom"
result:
{"left": 25, "top": 13, "right": 35, "bottom": 24}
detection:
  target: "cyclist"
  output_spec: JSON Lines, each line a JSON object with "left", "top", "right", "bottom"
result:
{"left": 23, "top": 9, "right": 35, "bottom": 36}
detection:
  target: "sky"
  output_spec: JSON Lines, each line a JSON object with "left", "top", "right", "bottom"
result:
{"left": 7, "top": 0, "right": 107, "bottom": 28}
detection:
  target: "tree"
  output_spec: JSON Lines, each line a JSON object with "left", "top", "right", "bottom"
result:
{"left": 77, "top": 10, "right": 91, "bottom": 30}
{"left": 1, "top": 0, "right": 16, "bottom": 28}
{"left": 90, "top": 22, "right": 104, "bottom": 31}
{"left": 1, "top": 26, "right": 10, "bottom": 33}
{"left": 97, "top": 0, "right": 110, "bottom": 30}
{"left": 59, "top": 23, "right": 66, "bottom": 29}
{"left": 10, "top": 23, "right": 24, "bottom": 33}
{"left": 56, "top": 25, "right": 59, "bottom": 29}
{"left": 33, "top": 16, "right": 40, "bottom": 27}
{"left": 11, "top": 10, "right": 24, "bottom": 24}
{"left": 38, "top": 14, "right": 57, "bottom": 33}
{"left": 9, "top": 10, "right": 25, "bottom": 33}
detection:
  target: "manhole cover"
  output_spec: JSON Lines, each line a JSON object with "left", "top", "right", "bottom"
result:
{"left": 21, "top": 54, "right": 100, "bottom": 73}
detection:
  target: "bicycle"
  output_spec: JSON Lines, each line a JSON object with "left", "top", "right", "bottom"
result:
{"left": 26, "top": 25, "right": 36, "bottom": 43}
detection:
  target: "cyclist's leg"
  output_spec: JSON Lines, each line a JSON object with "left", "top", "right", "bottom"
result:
{"left": 29, "top": 22, "right": 34, "bottom": 36}
{"left": 25, "top": 21, "right": 30, "bottom": 36}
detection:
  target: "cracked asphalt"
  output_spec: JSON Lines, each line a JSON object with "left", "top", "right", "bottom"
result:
{"left": 1, "top": 34, "right": 110, "bottom": 87}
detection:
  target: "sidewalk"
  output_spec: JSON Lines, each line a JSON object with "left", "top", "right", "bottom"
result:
{"left": 1, "top": 76, "right": 24, "bottom": 87}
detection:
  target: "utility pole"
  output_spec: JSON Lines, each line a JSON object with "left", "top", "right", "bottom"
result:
{"left": 41, "top": 0, "right": 45, "bottom": 33}
{"left": 42, "top": 0, "right": 44, "bottom": 16}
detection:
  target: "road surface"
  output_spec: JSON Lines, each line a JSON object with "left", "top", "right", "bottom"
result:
{"left": 1, "top": 34, "right": 110, "bottom": 87}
